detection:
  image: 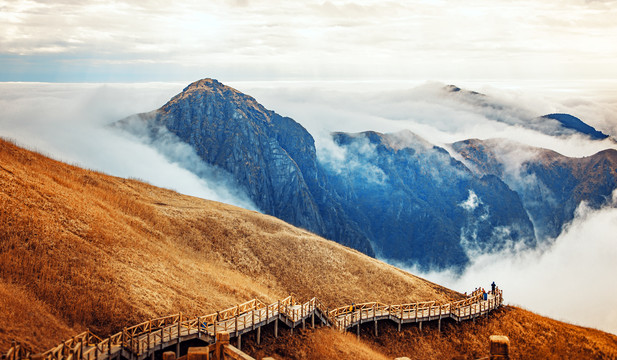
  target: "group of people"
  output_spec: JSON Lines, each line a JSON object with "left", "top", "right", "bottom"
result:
{"left": 472, "top": 282, "right": 497, "bottom": 300}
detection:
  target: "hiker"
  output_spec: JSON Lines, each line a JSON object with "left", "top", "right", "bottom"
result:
{"left": 491, "top": 281, "right": 496, "bottom": 294}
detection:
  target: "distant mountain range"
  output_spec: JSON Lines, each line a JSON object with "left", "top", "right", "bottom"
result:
{"left": 117, "top": 79, "right": 617, "bottom": 270}
{"left": 443, "top": 85, "right": 610, "bottom": 140}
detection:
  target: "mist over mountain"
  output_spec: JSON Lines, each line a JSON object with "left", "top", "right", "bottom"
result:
{"left": 114, "top": 78, "right": 617, "bottom": 271}
{"left": 452, "top": 139, "right": 617, "bottom": 240}
{"left": 443, "top": 85, "right": 611, "bottom": 141}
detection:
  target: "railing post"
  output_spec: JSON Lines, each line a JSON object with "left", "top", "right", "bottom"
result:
{"left": 177, "top": 313, "right": 182, "bottom": 339}
{"left": 215, "top": 332, "right": 229, "bottom": 360}
{"left": 257, "top": 326, "right": 261, "bottom": 345}
{"left": 147, "top": 320, "right": 151, "bottom": 354}
{"left": 79, "top": 335, "right": 84, "bottom": 360}
{"left": 490, "top": 335, "right": 510, "bottom": 359}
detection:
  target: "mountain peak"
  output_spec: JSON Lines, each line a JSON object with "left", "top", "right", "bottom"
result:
{"left": 183, "top": 78, "right": 225, "bottom": 92}
{"left": 334, "top": 129, "right": 434, "bottom": 152}
{"left": 178, "top": 78, "right": 244, "bottom": 97}
{"left": 161, "top": 78, "right": 263, "bottom": 116}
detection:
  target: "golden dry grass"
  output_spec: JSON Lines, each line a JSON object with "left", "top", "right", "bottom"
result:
{"left": 0, "top": 138, "right": 457, "bottom": 352}
{"left": 247, "top": 306, "right": 617, "bottom": 359}
{"left": 354, "top": 305, "right": 617, "bottom": 359}
{"left": 0, "top": 280, "right": 77, "bottom": 352}
{"left": 244, "top": 327, "right": 390, "bottom": 360}
{"left": 1, "top": 138, "right": 616, "bottom": 359}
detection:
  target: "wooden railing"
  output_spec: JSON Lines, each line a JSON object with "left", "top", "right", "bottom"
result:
{"left": 2, "top": 287, "right": 503, "bottom": 360}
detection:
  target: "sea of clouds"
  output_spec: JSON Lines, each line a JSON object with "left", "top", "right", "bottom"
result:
{"left": 1, "top": 79, "right": 616, "bottom": 334}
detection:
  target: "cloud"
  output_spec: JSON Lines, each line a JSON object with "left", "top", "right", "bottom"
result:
{"left": 0, "top": 82, "right": 258, "bottom": 210}
{"left": 459, "top": 190, "right": 482, "bottom": 212}
{"left": 409, "top": 190, "right": 617, "bottom": 335}
{"left": 233, "top": 80, "right": 617, "bottom": 158}
{"left": 2, "top": 0, "right": 617, "bottom": 81}
{"left": 318, "top": 134, "right": 389, "bottom": 185}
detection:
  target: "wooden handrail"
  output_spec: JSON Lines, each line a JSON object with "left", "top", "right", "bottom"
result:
{"left": 3, "top": 286, "right": 503, "bottom": 360}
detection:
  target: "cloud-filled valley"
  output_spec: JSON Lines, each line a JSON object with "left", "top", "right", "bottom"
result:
{"left": 1, "top": 80, "right": 616, "bottom": 334}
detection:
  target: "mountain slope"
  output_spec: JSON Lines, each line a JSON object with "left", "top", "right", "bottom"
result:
{"left": 0, "top": 137, "right": 457, "bottom": 351}
{"left": 452, "top": 139, "right": 617, "bottom": 239}
{"left": 246, "top": 306, "right": 617, "bottom": 360}
{"left": 1, "top": 138, "right": 616, "bottom": 359}
{"left": 325, "top": 130, "right": 535, "bottom": 269}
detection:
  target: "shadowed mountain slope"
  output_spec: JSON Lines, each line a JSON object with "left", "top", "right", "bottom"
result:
{"left": 325, "top": 131, "right": 535, "bottom": 269}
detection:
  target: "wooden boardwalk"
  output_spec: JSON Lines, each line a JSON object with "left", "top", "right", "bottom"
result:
{"left": 2, "top": 288, "right": 503, "bottom": 360}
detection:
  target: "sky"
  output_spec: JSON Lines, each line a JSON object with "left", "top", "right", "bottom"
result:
{"left": 1, "top": 0, "right": 617, "bottom": 82}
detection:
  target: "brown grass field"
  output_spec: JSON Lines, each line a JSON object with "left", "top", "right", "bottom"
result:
{"left": 1, "top": 138, "right": 616, "bottom": 359}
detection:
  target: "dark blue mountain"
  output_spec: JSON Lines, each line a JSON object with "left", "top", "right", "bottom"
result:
{"left": 453, "top": 139, "right": 617, "bottom": 240}
{"left": 325, "top": 131, "right": 536, "bottom": 270}
{"left": 541, "top": 113, "right": 609, "bottom": 140}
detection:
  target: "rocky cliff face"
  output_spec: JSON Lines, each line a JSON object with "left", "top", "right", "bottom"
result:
{"left": 452, "top": 139, "right": 617, "bottom": 240}
{"left": 324, "top": 131, "right": 536, "bottom": 270}
{"left": 119, "top": 79, "right": 375, "bottom": 256}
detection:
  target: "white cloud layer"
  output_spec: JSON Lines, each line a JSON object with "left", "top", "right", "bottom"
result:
{"left": 231, "top": 79, "right": 617, "bottom": 157}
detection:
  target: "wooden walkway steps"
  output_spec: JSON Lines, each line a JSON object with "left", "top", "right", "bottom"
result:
{"left": 2, "top": 288, "right": 503, "bottom": 360}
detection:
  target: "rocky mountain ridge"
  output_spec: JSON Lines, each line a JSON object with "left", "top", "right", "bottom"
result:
{"left": 116, "top": 78, "right": 617, "bottom": 270}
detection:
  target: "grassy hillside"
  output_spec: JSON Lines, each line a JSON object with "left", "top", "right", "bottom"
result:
{"left": 243, "top": 306, "right": 617, "bottom": 359}
{"left": 0, "top": 138, "right": 456, "bottom": 351}
{"left": 1, "top": 138, "right": 616, "bottom": 359}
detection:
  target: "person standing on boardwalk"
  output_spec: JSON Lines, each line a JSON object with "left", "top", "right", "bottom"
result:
{"left": 491, "top": 281, "right": 496, "bottom": 295}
